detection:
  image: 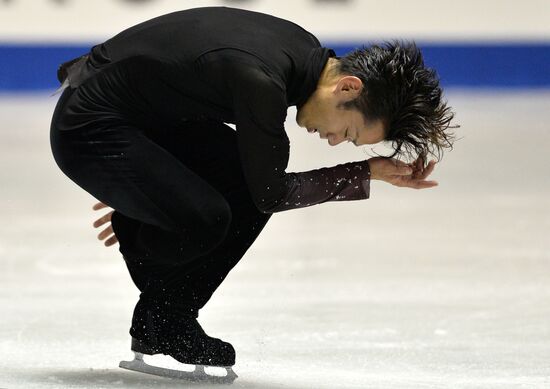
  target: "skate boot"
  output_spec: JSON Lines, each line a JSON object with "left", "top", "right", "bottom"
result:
{"left": 119, "top": 299, "right": 237, "bottom": 383}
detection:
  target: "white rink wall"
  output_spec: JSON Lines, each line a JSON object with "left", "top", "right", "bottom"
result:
{"left": 0, "top": 0, "right": 548, "bottom": 42}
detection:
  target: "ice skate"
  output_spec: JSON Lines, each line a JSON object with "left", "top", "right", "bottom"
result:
{"left": 119, "top": 301, "right": 237, "bottom": 383}
{"left": 119, "top": 338, "right": 238, "bottom": 383}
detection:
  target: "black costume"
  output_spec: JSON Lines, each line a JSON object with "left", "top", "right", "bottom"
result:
{"left": 50, "top": 7, "right": 371, "bottom": 365}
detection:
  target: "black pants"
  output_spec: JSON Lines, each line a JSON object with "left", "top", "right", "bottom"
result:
{"left": 50, "top": 84, "right": 272, "bottom": 318}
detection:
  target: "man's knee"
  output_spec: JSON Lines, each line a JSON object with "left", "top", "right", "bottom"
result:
{"left": 197, "top": 200, "right": 232, "bottom": 252}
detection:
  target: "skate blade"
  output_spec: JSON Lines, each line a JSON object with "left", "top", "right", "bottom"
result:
{"left": 119, "top": 352, "right": 238, "bottom": 384}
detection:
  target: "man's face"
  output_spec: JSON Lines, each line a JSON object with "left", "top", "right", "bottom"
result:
{"left": 298, "top": 104, "right": 386, "bottom": 147}
{"left": 296, "top": 75, "right": 386, "bottom": 147}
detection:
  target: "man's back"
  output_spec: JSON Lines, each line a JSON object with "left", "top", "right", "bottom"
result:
{"left": 103, "top": 8, "right": 317, "bottom": 61}
{"left": 89, "top": 7, "right": 322, "bottom": 93}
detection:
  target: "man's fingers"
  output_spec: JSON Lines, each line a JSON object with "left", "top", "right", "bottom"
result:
{"left": 398, "top": 179, "right": 438, "bottom": 189}
{"left": 415, "top": 156, "right": 423, "bottom": 171}
{"left": 391, "top": 175, "right": 438, "bottom": 189}
{"left": 418, "top": 160, "right": 436, "bottom": 180}
{"left": 412, "top": 180, "right": 438, "bottom": 189}
{"left": 93, "top": 210, "right": 114, "bottom": 228}
{"left": 409, "top": 155, "right": 426, "bottom": 179}
{"left": 97, "top": 225, "right": 114, "bottom": 240}
{"left": 104, "top": 235, "right": 119, "bottom": 247}
{"left": 382, "top": 158, "right": 438, "bottom": 188}
{"left": 91, "top": 202, "right": 118, "bottom": 247}
{"left": 395, "top": 165, "right": 413, "bottom": 175}
{"left": 394, "top": 159, "right": 409, "bottom": 166}
{"left": 92, "top": 202, "right": 109, "bottom": 211}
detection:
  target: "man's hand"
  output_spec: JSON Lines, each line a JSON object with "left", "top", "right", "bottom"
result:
{"left": 92, "top": 202, "right": 118, "bottom": 247}
{"left": 367, "top": 156, "right": 438, "bottom": 189}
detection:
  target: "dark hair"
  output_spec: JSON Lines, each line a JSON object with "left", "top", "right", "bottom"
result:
{"left": 338, "top": 41, "right": 457, "bottom": 162}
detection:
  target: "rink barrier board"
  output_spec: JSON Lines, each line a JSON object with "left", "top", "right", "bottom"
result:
{"left": 0, "top": 43, "right": 549, "bottom": 91}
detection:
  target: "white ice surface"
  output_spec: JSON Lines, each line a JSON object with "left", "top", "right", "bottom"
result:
{"left": 1, "top": 90, "right": 549, "bottom": 389}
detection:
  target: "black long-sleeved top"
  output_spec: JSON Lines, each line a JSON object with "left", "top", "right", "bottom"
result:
{"left": 62, "top": 7, "right": 371, "bottom": 213}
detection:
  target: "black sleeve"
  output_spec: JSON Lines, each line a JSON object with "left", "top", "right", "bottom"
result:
{"left": 197, "top": 49, "right": 371, "bottom": 213}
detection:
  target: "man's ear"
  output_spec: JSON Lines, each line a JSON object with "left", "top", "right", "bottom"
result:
{"left": 334, "top": 76, "right": 363, "bottom": 99}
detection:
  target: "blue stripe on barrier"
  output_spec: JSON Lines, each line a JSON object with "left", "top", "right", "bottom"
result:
{"left": 0, "top": 42, "right": 549, "bottom": 91}
{"left": 330, "top": 43, "right": 550, "bottom": 89}
{"left": 0, "top": 45, "right": 90, "bottom": 91}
